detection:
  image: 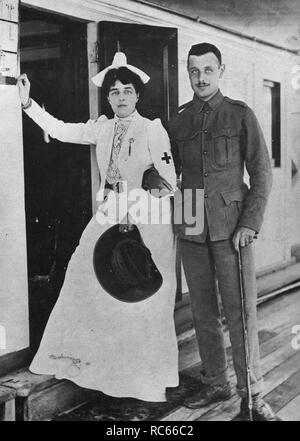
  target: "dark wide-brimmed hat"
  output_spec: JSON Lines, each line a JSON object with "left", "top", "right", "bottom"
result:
{"left": 93, "top": 224, "right": 162, "bottom": 302}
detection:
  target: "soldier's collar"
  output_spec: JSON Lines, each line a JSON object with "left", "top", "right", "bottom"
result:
{"left": 192, "top": 90, "right": 224, "bottom": 112}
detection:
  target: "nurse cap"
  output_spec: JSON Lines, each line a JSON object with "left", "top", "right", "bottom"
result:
{"left": 91, "top": 52, "right": 150, "bottom": 87}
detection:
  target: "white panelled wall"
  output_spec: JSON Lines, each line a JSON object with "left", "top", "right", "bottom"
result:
{"left": 13, "top": 0, "right": 300, "bottom": 292}
{"left": 177, "top": 26, "right": 299, "bottom": 270}
{"left": 20, "top": 0, "right": 300, "bottom": 271}
{"left": 0, "top": 85, "right": 29, "bottom": 355}
{"left": 1, "top": 0, "right": 296, "bottom": 358}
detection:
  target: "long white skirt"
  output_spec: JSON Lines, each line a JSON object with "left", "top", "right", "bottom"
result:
{"left": 30, "top": 195, "right": 179, "bottom": 402}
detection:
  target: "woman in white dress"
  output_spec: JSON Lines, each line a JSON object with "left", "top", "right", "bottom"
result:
{"left": 17, "top": 53, "right": 179, "bottom": 402}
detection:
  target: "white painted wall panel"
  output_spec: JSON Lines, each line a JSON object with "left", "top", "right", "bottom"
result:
{"left": 0, "top": 85, "right": 29, "bottom": 355}
{"left": 20, "top": 0, "right": 300, "bottom": 272}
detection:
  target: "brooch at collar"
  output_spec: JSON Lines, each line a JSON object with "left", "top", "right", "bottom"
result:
{"left": 128, "top": 138, "right": 135, "bottom": 156}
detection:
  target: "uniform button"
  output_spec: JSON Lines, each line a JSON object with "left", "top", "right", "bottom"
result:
{"left": 204, "top": 173, "right": 209, "bottom": 178}
{"left": 203, "top": 151, "right": 208, "bottom": 155}
{"left": 203, "top": 129, "right": 208, "bottom": 134}
{"left": 204, "top": 194, "right": 208, "bottom": 198}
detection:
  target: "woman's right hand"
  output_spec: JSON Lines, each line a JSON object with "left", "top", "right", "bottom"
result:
{"left": 17, "top": 74, "right": 31, "bottom": 106}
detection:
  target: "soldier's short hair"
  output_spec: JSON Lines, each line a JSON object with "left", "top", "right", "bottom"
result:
{"left": 188, "top": 43, "right": 222, "bottom": 65}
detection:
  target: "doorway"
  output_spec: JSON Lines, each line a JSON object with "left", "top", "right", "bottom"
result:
{"left": 21, "top": 12, "right": 180, "bottom": 349}
{"left": 95, "top": 21, "right": 178, "bottom": 125}
{"left": 89, "top": 21, "right": 182, "bottom": 307}
{"left": 20, "top": 7, "right": 91, "bottom": 349}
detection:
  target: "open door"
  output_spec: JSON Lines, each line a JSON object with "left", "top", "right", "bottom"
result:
{"left": 87, "top": 21, "right": 182, "bottom": 302}
{"left": 87, "top": 21, "right": 187, "bottom": 325}
{"left": 88, "top": 21, "right": 178, "bottom": 212}
{"left": 91, "top": 21, "right": 178, "bottom": 125}
{"left": 20, "top": 7, "right": 91, "bottom": 350}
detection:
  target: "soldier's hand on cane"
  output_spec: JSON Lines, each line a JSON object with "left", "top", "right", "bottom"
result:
{"left": 232, "top": 226, "right": 257, "bottom": 252}
{"left": 17, "top": 74, "right": 31, "bottom": 107}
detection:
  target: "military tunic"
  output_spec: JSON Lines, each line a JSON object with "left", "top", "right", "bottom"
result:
{"left": 169, "top": 90, "right": 272, "bottom": 242}
{"left": 168, "top": 90, "right": 272, "bottom": 397}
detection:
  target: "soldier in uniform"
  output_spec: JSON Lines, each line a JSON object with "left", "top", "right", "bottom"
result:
{"left": 168, "top": 43, "right": 280, "bottom": 420}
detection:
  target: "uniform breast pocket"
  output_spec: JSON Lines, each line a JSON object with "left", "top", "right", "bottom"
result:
{"left": 211, "top": 128, "right": 239, "bottom": 170}
{"left": 175, "top": 132, "right": 200, "bottom": 165}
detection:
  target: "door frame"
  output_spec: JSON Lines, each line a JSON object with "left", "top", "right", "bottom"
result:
{"left": 87, "top": 21, "right": 178, "bottom": 213}
{"left": 87, "top": 22, "right": 101, "bottom": 215}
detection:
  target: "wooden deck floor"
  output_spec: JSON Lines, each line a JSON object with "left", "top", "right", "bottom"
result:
{"left": 55, "top": 289, "right": 300, "bottom": 422}
{"left": 163, "top": 289, "right": 300, "bottom": 421}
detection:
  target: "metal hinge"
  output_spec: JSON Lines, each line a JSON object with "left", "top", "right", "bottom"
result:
{"left": 89, "top": 41, "right": 100, "bottom": 64}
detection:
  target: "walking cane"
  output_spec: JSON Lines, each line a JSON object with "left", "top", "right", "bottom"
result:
{"left": 237, "top": 246, "right": 253, "bottom": 421}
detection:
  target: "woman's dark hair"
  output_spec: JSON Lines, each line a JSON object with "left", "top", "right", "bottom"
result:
{"left": 102, "top": 67, "right": 145, "bottom": 97}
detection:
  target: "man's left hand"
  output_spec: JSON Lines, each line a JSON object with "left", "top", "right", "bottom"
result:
{"left": 232, "top": 227, "right": 257, "bottom": 252}
{"left": 142, "top": 167, "right": 173, "bottom": 198}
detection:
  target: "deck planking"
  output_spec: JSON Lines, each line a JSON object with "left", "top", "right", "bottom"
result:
{"left": 163, "top": 290, "right": 300, "bottom": 421}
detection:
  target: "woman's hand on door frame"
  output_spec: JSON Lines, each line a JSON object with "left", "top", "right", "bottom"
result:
{"left": 17, "top": 74, "right": 31, "bottom": 107}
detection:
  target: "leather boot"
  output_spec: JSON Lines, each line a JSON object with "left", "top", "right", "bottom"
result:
{"left": 184, "top": 382, "right": 232, "bottom": 409}
{"left": 239, "top": 395, "right": 283, "bottom": 421}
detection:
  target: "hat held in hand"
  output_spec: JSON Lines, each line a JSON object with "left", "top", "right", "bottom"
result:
{"left": 93, "top": 224, "right": 162, "bottom": 302}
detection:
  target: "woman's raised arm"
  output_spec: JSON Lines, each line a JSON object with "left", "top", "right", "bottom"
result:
{"left": 17, "top": 74, "right": 104, "bottom": 146}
